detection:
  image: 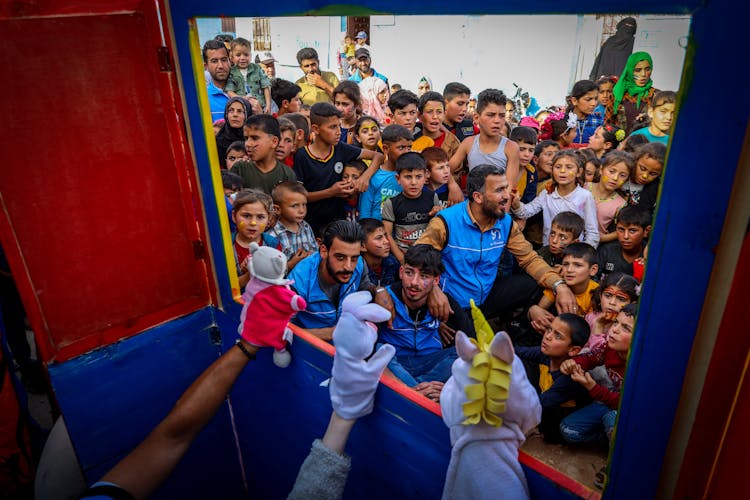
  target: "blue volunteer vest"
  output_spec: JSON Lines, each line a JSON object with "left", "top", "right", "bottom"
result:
{"left": 289, "top": 252, "right": 364, "bottom": 329}
{"left": 438, "top": 201, "right": 512, "bottom": 309}
{"left": 377, "top": 286, "right": 442, "bottom": 356}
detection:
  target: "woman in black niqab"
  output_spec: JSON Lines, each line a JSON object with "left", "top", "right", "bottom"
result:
{"left": 589, "top": 17, "right": 637, "bottom": 80}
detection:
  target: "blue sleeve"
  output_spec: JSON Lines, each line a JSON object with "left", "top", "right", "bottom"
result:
{"left": 358, "top": 182, "right": 380, "bottom": 220}
{"left": 515, "top": 346, "right": 545, "bottom": 364}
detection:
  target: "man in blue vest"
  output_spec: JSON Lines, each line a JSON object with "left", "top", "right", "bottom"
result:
{"left": 377, "top": 244, "right": 472, "bottom": 401}
{"left": 289, "top": 220, "right": 394, "bottom": 340}
{"left": 416, "top": 164, "right": 576, "bottom": 339}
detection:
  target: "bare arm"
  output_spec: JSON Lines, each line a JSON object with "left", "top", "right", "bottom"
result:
{"left": 504, "top": 139, "right": 520, "bottom": 187}
{"left": 101, "top": 341, "right": 258, "bottom": 500}
{"left": 449, "top": 137, "right": 471, "bottom": 174}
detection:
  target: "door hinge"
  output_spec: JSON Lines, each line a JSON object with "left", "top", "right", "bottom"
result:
{"left": 157, "top": 46, "right": 172, "bottom": 72}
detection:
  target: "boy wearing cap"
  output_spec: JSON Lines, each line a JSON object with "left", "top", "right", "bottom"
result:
{"left": 348, "top": 48, "right": 388, "bottom": 85}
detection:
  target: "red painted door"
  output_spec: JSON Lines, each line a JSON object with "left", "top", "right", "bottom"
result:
{"left": 0, "top": 0, "right": 211, "bottom": 362}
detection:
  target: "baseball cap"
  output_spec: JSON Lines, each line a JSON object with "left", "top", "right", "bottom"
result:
{"left": 356, "top": 31, "right": 367, "bottom": 39}
{"left": 355, "top": 48, "right": 370, "bottom": 59}
{"left": 257, "top": 51, "right": 277, "bottom": 64}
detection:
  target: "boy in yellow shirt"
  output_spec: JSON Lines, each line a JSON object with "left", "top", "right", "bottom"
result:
{"left": 527, "top": 242, "right": 599, "bottom": 333}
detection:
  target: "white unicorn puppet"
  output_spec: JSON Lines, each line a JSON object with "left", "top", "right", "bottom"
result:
{"left": 440, "top": 301, "right": 542, "bottom": 500}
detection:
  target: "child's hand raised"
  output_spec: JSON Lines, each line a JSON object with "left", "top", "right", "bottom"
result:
{"left": 569, "top": 365, "right": 596, "bottom": 390}
{"left": 560, "top": 359, "right": 579, "bottom": 375}
{"left": 528, "top": 305, "right": 554, "bottom": 334}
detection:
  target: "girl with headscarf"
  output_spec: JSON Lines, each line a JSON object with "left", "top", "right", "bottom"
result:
{"left": 359, "top": 76, "right": 389, "bottom": 127}
{"left": 215, "top": 97, "right": 251, "bottom": 168}
{"left": 605, "top": 51, "right": 657, "bottom": 135}
{"left": 417, "top": 76, "right": 432, "bottom": 96}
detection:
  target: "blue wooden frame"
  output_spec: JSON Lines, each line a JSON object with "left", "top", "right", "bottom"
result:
{"left": 168, "top": 0, "right": 749, "bottom": 498}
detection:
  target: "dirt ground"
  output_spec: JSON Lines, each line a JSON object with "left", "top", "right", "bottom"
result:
{"left": 521, "top": 430, "right": 609, "bottom": 491}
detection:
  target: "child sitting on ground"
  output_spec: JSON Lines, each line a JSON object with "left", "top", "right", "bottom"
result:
{"left": 516, "top": 313, "right": 592, "bottom": 443}
{"left": 358, "top": 124, "right": 411, "bottom": 219}
{"left": 267, "top": 181, "right": 318, "bottom": 273}
{"left": 224, "top": 38, "right": 272, "bottom": 113}
{"left": 620, "top": 142, "right": 667, "bottom": 217}
{"left": 528, "top": 243, "right": 600, "bottom": 333}
{"left": 276, "top": 117, "right": 298, "bottom": 167}
{"left": 382, "top": 152, "right": 441, "bottom": 263}
{"left": 586, "top": 150, "right": 632, "bottom": 244}
{"left": 421, "top": 147, "right": 452, "bottom": 208}
{"left": 231, "top": 189, "right": 281, "bottom": 289}
{"left": 512, "top": 150, "right": 600, "bottom": 248}
{"left": 597, "top": 205, "right": 650, "bottom": 281}
{"left": 342, "top": 160, "right": 367, "bottom": 222}
{"left": 358, "top": 218, "right": 401, "bottom": 287}
{"left": 584, "top": 272, "right": 638, "bottom": 350}
{"left": 629, "top": 90, "right": 676, "bottom": 145}
{"left": 537, "top": 211, "right": 585, "bottom": 270}
{"left": 559, "top": 303, "right": 639, "bottom": 445}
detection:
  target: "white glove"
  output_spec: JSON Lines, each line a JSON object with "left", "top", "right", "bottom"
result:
{"left": 330, "top": 291, "right": 396, "bottom": 419}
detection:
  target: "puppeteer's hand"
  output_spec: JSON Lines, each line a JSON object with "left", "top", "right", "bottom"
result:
{"left": 330, "top": 292, "right": 396, "bottom": 420}
{"left": 240, "top": 290, "right": 306, "bottom": 351}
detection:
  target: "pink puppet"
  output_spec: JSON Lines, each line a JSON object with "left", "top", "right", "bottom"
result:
{"left": 238, "top": 242, "right": 306, "bottom": 367}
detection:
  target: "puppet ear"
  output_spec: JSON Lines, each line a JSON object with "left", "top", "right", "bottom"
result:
{"left": 490, "top": 331, "right": 515, "bottom": 365}
{"left": 455, "top": 331, "right": 479, "bottom": 361}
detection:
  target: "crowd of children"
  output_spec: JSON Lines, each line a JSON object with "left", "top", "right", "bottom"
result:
{"left": 209, "top": 35, "right": 675, "bottom": 474}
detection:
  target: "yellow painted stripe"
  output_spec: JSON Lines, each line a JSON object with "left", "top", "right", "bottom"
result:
{"left": 188, "top": 20, "right": 240, "bottom": 301}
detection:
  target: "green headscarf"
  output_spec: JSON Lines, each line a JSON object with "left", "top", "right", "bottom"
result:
{"left": 612, "top": 51, "right": 653, "bottom": 115}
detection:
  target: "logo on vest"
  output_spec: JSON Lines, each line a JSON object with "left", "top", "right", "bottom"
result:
{"left": 490, "top": 229, "right": 505, "bottom": 244}
{"left": 334, "top": 161, "right": 344, "bottom": 174}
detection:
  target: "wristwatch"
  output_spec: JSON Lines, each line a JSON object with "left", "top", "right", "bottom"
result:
{"left": 552, "top": 279, "right": 566, "bottom": 295}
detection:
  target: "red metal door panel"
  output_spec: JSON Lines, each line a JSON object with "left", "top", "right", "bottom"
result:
{"left": 0, "top": 6, "right": 209, "bottom": 361}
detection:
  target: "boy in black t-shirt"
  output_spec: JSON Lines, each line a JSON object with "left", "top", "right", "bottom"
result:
{"left": 381, "top": 152, "right": 440, "bottom": 263}
{"left": 293, "top": 102, "right": 383, "bottom": 234}
{"left": 597, "top": 205, "right": 650, "bottom": 281}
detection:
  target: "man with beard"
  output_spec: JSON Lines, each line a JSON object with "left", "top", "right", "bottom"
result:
{"left": 348, "top": 48, "right": 388, "bottom": 85}
{"left": 289, "top": 220, "right": 393, "bottom": 340}
{"left": 416, "top": 164, "right": 577, "bottom": 335}
{"left": 203, "top": 39, "right": 231, "bottom": 122}
{"left": 377, "top": 245, "right": 472, "bottom": 401}
{"left": 295, "top": 47, "right": 340, "bottom": 106}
